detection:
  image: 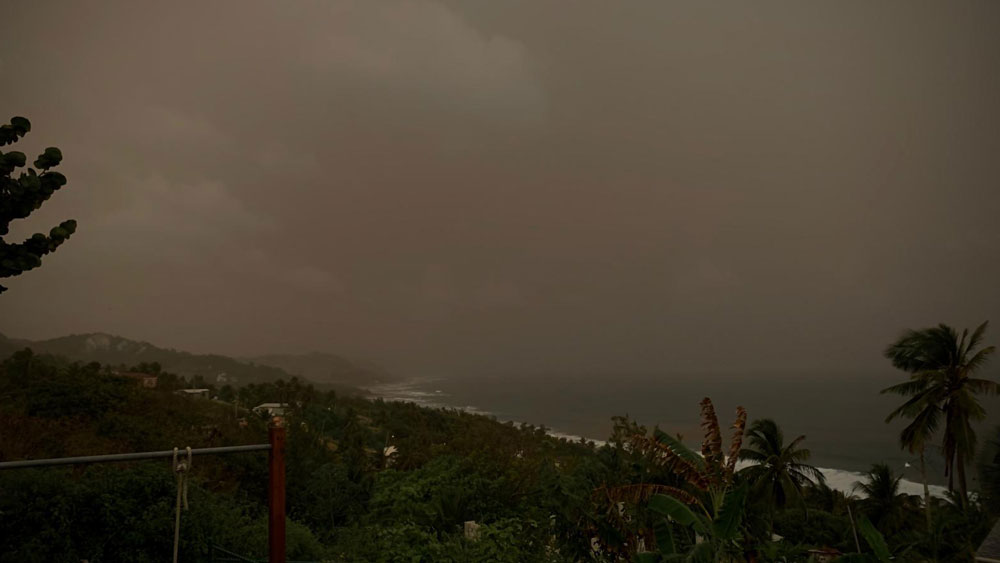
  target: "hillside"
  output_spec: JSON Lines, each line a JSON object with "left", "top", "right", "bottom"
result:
{"left": 248, "top": 352, "right": 396, "bottom": 387}
{"left": 0, "top": 350, "right": 599, "bottom": 561}
{"left": 0, "top": 332, "right": 393, "bottom": 387}
{"left": 0, "top": 348, "right": 996, "bottom": 561}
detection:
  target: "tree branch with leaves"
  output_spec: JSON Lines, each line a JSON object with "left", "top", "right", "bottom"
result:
{"left": 0, "top": 116, "right": 76, "bottom": 294}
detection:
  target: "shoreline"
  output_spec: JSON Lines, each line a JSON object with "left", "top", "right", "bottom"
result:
{"left": 367, "top": 378, "right": 950, "bottom": 500}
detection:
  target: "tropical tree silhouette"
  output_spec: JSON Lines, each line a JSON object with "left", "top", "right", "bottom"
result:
{"left": 882, "top": 321, "right": 999, "bottom": 507}
{"left": 852, "top": 463, "right": 918, "bottom": 535}
{"left": 609, "top": 398, "right": 751, "bottom": 561}
{"left": 737, "top": 418, "right": 824, "bottom": 532}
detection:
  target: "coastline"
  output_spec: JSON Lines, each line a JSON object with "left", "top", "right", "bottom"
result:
{"left": 368, "top": 378, "right": 950, "bottom": 500}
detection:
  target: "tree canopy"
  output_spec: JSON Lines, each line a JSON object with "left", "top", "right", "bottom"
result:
{"left": 882, "top": 322, "right": 999, "bottom": 505}
{"left": 0, "top": 116, "right": 76, "bottom": 294}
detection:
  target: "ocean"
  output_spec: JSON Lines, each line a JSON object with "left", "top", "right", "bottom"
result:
{"left": 369, "top": 373, "right": 1000, "bottom": 498}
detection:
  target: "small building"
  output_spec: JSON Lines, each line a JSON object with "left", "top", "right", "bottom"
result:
{"left": 119, "top": 372, "right": 158, "bottom": 388}
{"left": 253, "top": 403, "right": 290, "bottom": 417}
{"left": 175, "top": 388, "right": 210, "bottom": 400}
{"left": 977, "top": 519, "right": 1000, "bottom": 562}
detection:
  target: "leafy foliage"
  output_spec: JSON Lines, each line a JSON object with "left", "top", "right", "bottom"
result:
{"left": 738, "top": 418, "right": 824, "bottom": 534}
{"left": 0, "top": 350, "right": 996, "bottom": 562}
{"left": 0, "top": 116, "right": 76, "bottom": 294}
{"left": 851, "top": 463, "right": 918, "bottom": 536}
{"left": 882, "top": 321, "right": 1000, "bottom": 505}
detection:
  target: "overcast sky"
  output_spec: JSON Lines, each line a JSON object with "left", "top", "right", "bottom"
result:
{"left": 1, "top": 1, "right": 999, "bottom": 378}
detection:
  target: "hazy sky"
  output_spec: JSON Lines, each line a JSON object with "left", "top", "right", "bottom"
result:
{"left": 2, "top": 1, "right": 999, "bottom": 378}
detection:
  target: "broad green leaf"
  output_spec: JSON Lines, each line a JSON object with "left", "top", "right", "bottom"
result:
{"left": 654, "top": 428, "right": 706, "bottom": 470}
{"left": 649, "top": 494, "right": 701, "bottom": 530}
{"left": 713, "top": 483, "right": 747, "bottom": 541}
{"left": 857, "top": 515, "right": 890, "bottom": 562}
{"left": 654, "top": 517, "right": 676, "bottom": 555}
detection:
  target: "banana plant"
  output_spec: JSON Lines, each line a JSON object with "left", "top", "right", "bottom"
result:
{"left": 635, "top": 482, "right": 749, "bottom": 562}
{"left": 619, "top": 398, "right": 750, "bottom": 562}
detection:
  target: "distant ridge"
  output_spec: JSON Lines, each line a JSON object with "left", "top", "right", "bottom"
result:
{"left": 248, "top": 352, "right": 397, "bottom": 388}
{"left": 0, "top": 332, "right": 396, "bottom": 387}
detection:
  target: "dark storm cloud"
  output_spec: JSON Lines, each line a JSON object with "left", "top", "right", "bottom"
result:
{"left": 2, "top": 1, "right": 999, "bottom": 377}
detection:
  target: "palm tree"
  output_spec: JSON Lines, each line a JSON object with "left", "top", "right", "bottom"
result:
{"left": 882, "top": 321, "right": 1000, "bottom": 507}
{"left": 737, "top": 419, "right": 825, "bottom": 533}
{"left": 852, "top": 463, "right": 917, "bottom": 535}
{"left": 889, "top": 397, "right": 935, "bottom": 530}
{"left": 805, "top": 480, "right": 850, "bottom": 515}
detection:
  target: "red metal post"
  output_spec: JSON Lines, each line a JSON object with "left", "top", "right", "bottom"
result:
{"left": 268, "top": 418, "right": 286, "bottom": 563}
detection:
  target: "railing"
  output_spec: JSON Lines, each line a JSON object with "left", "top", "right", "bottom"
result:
{"left": 210, "top": 544, "right": 320, "bottom": 563}
{"left": 0, "top": 419, "right": 288, "bottom": 563}
{"left": 0, "top": 443, "right": 272, "bottom": 469}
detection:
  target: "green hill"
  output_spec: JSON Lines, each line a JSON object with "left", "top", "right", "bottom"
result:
{"left": 0, "top": 332, "right": 394, "bottom": 387}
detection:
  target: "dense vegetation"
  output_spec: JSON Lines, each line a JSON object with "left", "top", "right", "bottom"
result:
{"left": 0, "top": 340, "right": 997, "bottom": 562}
{"left": 0, "top": 332, "right": 392, "bottom": 388}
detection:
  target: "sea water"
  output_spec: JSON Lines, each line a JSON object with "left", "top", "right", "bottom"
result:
{"left": 370, "top": 372, "right": 1000, "bottom": 498}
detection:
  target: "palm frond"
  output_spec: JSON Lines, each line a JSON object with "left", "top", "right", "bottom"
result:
{"left": 965, "top": 377, "right": 1000, "bottom": 395}
{"left": 898, "top": 406, "right": 939, "bottom": 452}
{"left": 788, "top": 445, "right": 813, "bottom": 463}
{"left": 737, "top": 448, "right": 768, "bottom": 463}
{"left": 745, "top": 418, "right": 782, "bottom": 455}
{"left": 963, "top": 321, "right": 990, "bottom": 359}
{"left": 784, "top": 434, "right": 807, "bottom": 455}
{"left": 880, "top": 378, "right": 928, "bottom": 397}
{"left": 737, "top": 464, "right": 768, "bottom": 482}
{"left": 957, "top": 328, "right": 969, "bottom": 366}
{"left": 791, "top": 464, "right": 826, "bottom": 485}
{"left": 964, "top": 346, "right": 995, "bottom": 375}
{"left": 883, "top": 388, "right": 938, "bottom": 423}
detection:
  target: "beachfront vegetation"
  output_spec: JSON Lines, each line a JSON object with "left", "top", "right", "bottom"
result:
{"left": 738, "top": 418, "right": 825, "bottom": 533}
{"left": 0, "top": 341, "right": 997, "bottom": 561}
{"left": 882, "top": 321, "right": 999, "bottom": 510}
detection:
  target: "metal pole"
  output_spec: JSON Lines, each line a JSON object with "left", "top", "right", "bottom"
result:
{"left": 268, "top": 418, "right": 286, "bottom": 563}
{"left": 0, "top": 444, "right": 271, "bottom": 470}
{"left": 847, "top": 503, "right": 861, "bottom": 553}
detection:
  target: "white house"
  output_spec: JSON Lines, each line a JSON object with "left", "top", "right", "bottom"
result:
{"left": 253, "top": 403, "right": 290, "bottom": 417}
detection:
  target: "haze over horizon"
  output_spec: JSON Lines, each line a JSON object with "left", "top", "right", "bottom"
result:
{"left": 2, "top": 1, "right": 999, "bottom": 379}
